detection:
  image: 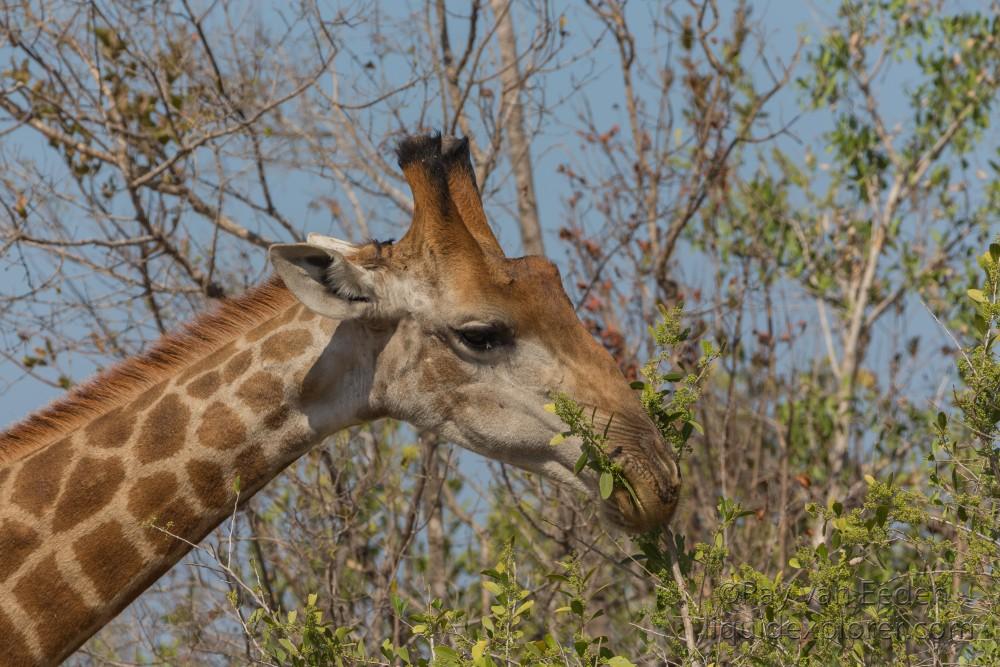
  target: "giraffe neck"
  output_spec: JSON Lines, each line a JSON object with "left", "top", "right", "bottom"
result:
{"left": 0, "top": 302, "right": 379, "bottom": 665}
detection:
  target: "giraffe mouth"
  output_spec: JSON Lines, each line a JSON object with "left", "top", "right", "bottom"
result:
{"left": 601, "top": 432, "right": 681, "bottom": 533}
{"left": 603, "top": 478, "right": 680, "bottom": 533}
{"left": 542, "top": 405, "right": 682, "bottom": 533}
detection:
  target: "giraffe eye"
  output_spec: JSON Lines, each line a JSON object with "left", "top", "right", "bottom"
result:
{"left": 455, "top": 324, "right": 512, "bottom": 352}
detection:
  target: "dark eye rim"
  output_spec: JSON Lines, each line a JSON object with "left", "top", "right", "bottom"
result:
{"left": 453, "top": 323, "right": 513, "bottom": 352}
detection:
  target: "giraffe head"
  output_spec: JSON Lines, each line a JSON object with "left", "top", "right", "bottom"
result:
{"left": 270, "top": 134, "right": 679, "bottom": 532}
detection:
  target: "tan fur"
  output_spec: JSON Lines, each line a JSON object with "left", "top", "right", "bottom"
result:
{"left": 0, "top": 134, "right": 682, "bottom": 666}
{"left": 0, "top": 276, "right": 295, "bottom": 464}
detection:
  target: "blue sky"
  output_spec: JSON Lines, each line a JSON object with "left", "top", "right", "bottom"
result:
{"left": 0, "top": 0, "right": 982, "bottom": 430}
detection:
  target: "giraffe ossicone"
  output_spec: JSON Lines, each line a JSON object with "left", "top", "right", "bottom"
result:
{"left": 0, "top": 133, "right": 680, "bottom": 666}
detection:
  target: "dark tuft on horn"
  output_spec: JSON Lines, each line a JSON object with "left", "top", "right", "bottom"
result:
{"left": 393, "top": 131, "right": 504, "bottom": 262}
{"left": 441, "top": 137, "right": 471, "bottom": 166}
{"left": 396, "top": 133, "right": 442, "bottom": 169}
{"left": 441, "top": 135, "right": 473, "bottom": 170}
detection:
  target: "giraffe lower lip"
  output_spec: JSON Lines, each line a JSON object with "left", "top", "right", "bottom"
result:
{"left": 607, "top": 480, "right": 678, "bottom": 532}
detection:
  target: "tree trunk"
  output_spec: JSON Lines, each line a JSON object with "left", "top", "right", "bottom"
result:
{"left": 489, "top": 0, "right": 544, "bottom": 256}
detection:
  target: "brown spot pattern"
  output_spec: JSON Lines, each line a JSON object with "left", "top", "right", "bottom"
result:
{"left": 130, "top": 380, "right": 167, "bottom": 412}
{"left": 236, "top": 371, "right": 285, "bottom": 412}
{"left": 11, "top": 437, "right": 73, "bottom": 516}
{"left": 236, "top": 371, "right": 290, "bottom": 432}
{"left": 74, "top": 520, "right": 144, "bottom": 601}
{"left": 222, "top": 349, "right": 253, "bottom": 382}
{"left": 187, "top": 459, "right": 229, "bottom": 508}
{"left": 85, "top": 405, "right": 136, "bottom": 448}
{"left": 235, "top": 445, "right": 269, "bottom": 495}
{"left": 319, "top": 317, "right": 338, "bottom": 335}
{"left": 244, "top": 313, "right": 285, "bottom": 343}
{"left": 197, "top": 402, "right": 247, "bottom": 451}
{"left": 13, "top": 554, "right": 92, "bottom": 658}
{"left": 0, "top": 465, "right": 10, "bottom": 489}
{"left": 83, "top": 382, "right": 169, "bottom": 451}
{"left": 0, "top": 607, "right": 35, "bottom": 665}
{"left": 0, "top": 520, "right": 39, "bottom": 583}
{"left": 261, "top": 329, "right": 313, "bottom": 362}
{"left": 264, "top": 405, "right": 291, "bottom": 430}
{"left": 144, "top": 497, "right": 197, "bottom": 556}
{"left": 187, "top": 370, "right": 221, "bottom": 399}
{"left": 127, "top": 471, "right": 179, "bottom": 520}
{"left": 175, "top": 342, "right": 235, "bottom": 384}
{"left": 298, "top": 306, "right": 316, "bottom": 321}
{"left": 280, "top": 428, "right": 313, "bottom": 456}
{"left": 136, "top": 394, "right": 190, "bottom": 464}
{"left": 52, "top": 456, "right": 125, "bottom": 533}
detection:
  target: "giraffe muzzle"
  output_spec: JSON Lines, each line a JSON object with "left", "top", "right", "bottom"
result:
{"left": 605, "top": 432, "right": 681, "bottom": 533}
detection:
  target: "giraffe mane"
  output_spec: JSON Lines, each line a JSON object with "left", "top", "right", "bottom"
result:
{"left": 0, "top": 275, "right": 296, "bottom": 465}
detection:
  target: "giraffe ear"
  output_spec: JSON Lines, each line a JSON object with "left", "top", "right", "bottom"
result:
{"left": 270, "top": 243, "right": 388, "bottom": 321}
{"left": 305, "top": 232, "right": 362, "bottom": 255}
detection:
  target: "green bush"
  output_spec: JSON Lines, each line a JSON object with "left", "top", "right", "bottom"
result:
{"left": 235, "top": 254, "right": 1000, "bottom": 664}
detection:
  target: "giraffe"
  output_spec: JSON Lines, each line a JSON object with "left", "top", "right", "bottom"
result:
{"left": 0, "top": 134, "right": 681, "bottom": 666}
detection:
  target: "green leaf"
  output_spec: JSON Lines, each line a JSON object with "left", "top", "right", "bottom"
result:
{"left": 472, "top": 639, "right": 488, "bottom": 662}
{"left": 875, "top": 504, "right": 890, "bottom": 526}
{"left": 279, "top": 638, "right": 298, "bottom": 656}
{"left": 681, "top": 421, "right": 694, "bottom": 441}
{"left": 789, "top": 557, "right": 802, "bottom": 569}
{"left": 435, "top": 645, "right": 460, "bottom": 661}
{"left": 608, "top": 658, "right": 637, "bottom": 667}
{"left": 629, "top": 381, "right": 645, "bottom": 389}
{"left": 599, "top": 471, "right": 614, "bottom": 499}
{"left": 967, "top": 288, "right": 987, "bottom": 303}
